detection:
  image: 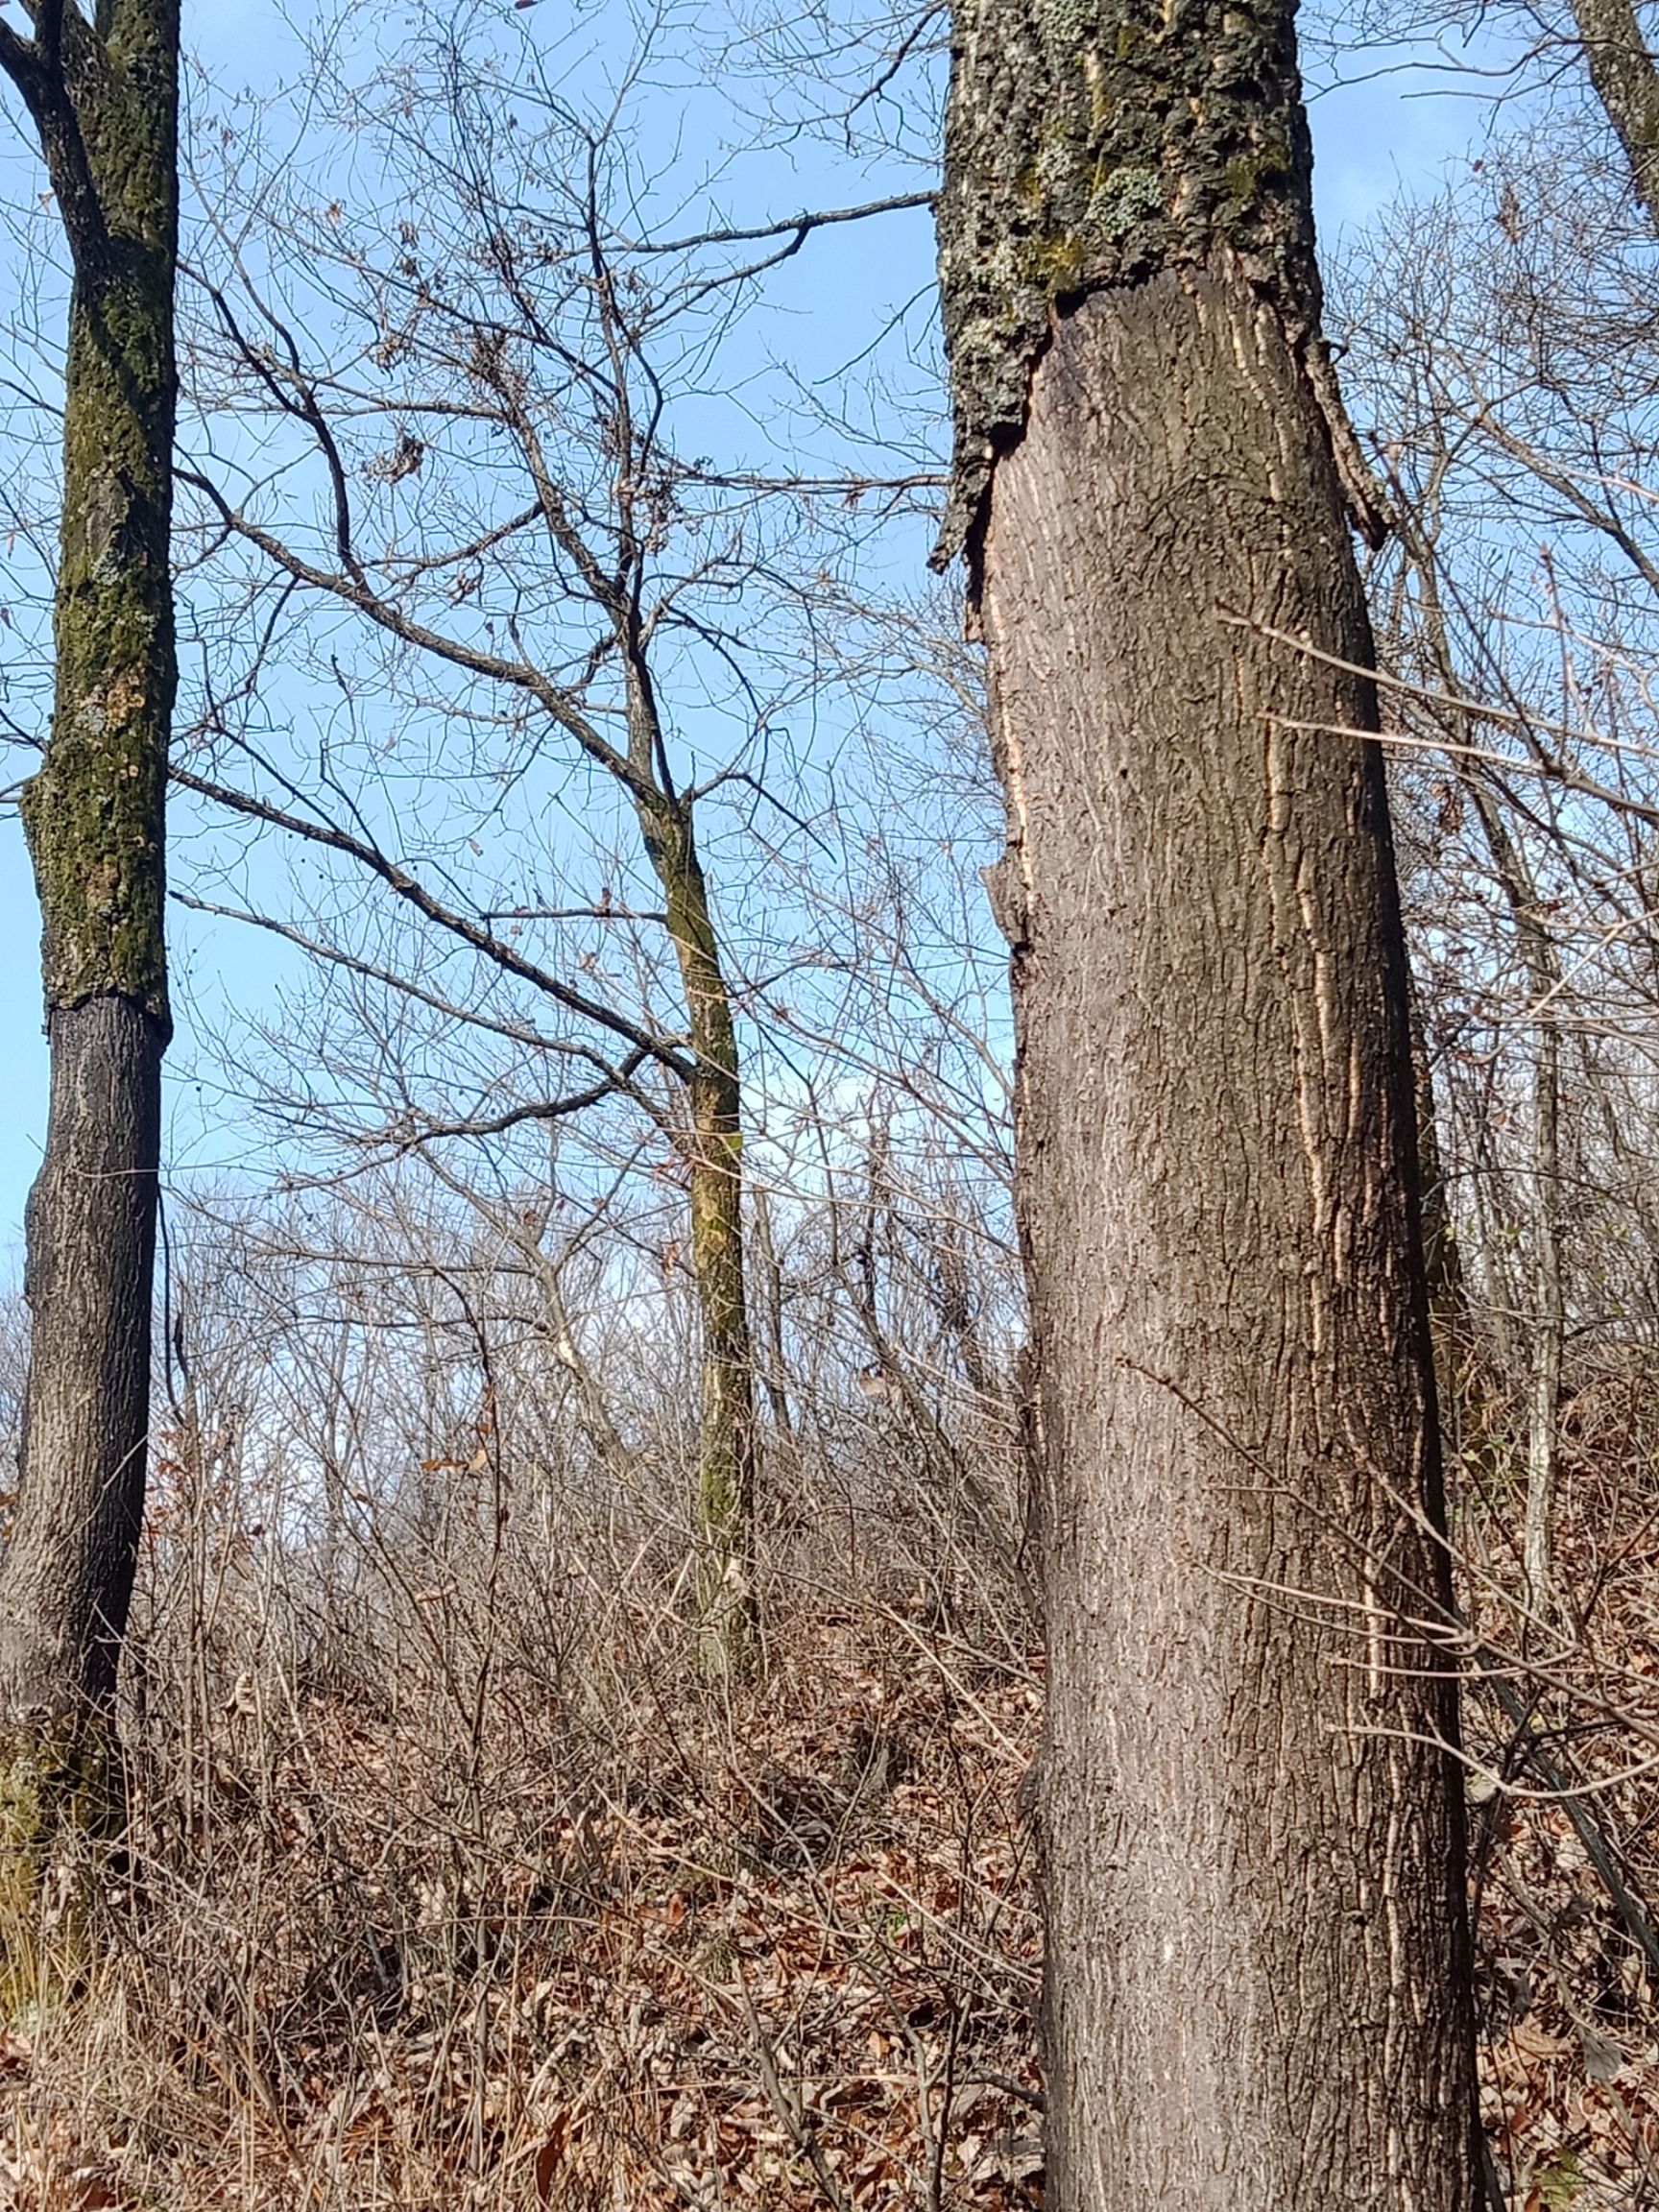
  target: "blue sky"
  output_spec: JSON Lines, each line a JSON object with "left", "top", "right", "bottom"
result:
{"left": 0, "top": 6, "right": 1497, "bottom": 1266}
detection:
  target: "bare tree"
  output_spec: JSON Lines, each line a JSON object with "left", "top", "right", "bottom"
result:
{"left": 165, "top": 11, "right": 947, "bottom": 1675}
{"left": 1292, "top": 81, "right": 1659, "bottom": 2186}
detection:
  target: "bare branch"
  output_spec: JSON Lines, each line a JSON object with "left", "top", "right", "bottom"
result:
{"left": 177, "top": 465, "right": 656, "bottom": 805}
{"left": 629, "top": 189, "right": 933, "bottom": 256}
{"left": 170, "top": 760, "right": 695, "bottom": 1080}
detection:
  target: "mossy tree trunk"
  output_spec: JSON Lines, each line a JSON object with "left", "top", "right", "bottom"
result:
{"left": 936, "top": 0, "right": 1479, "bottom": 2203}
{"left": 635, "top": 763, "right": 759, "bottom": 1680}
{"left": 0, "top": 0, "right": 177, "bottom": 2002}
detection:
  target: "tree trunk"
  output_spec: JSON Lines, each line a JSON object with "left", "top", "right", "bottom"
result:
{"left": 1568, "top": 0, "right": 1659, "bottom": 226}
{"left": 751, "top": 1184, "right": 795, "bottom": 1450}
{"left": 0, "top": 0, "right": 177, "bottom": 2003}
{"left": 1404, "top": 524, "right": 1563, "bottom": 1610}
{"left": 936, "top": 1, "right": 1478, "bottom": 2202}
{"left": 1524, "top": 1006, "right": 1564, "bottom": 1610}
{"left": 1411, "top": 982, "right": 1465, "bottom": 1324}
{"left": 648, "top": 801, "right": 760, "bottom": 1678}
{"left": 1463, "top": 786, "right": 1564, "bottom": 1619}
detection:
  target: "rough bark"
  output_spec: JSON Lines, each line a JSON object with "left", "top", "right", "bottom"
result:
{"left": 1568, "top": 0, "right": 1659, "bottom": 228}
{"left": 938, "top": 0, "right": 1479, "bottom": 2202}
{"left": 982, "top": 276, "right": 1477, "bottom": 2205}
{"left": 4, "top": 1001, "right": 163, "bottom": 1714}
{"left": 643, "top": 797, "right": 759, "bottom": 1678}
{"left": 0, "top": 0, "right": 177, "bottom": 1994}
{"left": 933, "top": 0, "right": 1384, "bottom": 572}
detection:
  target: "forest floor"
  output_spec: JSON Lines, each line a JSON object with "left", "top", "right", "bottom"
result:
{"left": 1460, "top": 1423, "right": 1659, "bottom": 2212}
{"left": 0, "top": 1481, "right": 1652, "bottom": 2208}
{"left": 0, "top": 1603, "right": 1046, "bottom": 2210}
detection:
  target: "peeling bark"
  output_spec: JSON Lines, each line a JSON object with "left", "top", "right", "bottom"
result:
{"left": 933, "top": 0, "right": 1384, "bottom": 571}
{"left": 939, "top": 0, "right": 1479, "bottom": 2201}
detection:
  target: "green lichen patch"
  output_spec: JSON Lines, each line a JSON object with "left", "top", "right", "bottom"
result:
{"left": 934, "top": 0, "right": 1334, "bottom": 569}
{"left": 1535, "top": 2152, "right": 1587, "bottom": 2210}
{"left": 1088, "top": 164, "right": 1164, "bottom": 238}
{"left": 0, "top": 1714, "right": 124, "bottom": 2021}
{"left": 10, "top": 0, "right": 180, "bottom": 1025}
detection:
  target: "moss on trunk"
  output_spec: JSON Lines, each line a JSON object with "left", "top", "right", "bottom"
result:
{"left": 0, "top": 0, "right": 179, "bottom": 1990}
{"left": 0, "top": 1715, "right": 123, "bottom": 2019}
{"left": 22, "top": 0, "right": 178, "bottom": 1022}
{"left": 934, "top": 0, "right": 1382, "bottom": 570}
{"left": 642, "top": 799, "right": 761, "bottom": 1679}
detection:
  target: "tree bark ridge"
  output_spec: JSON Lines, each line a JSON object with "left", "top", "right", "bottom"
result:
{"left": 981, "top": 266, "right": 1478, "bottom": 2210}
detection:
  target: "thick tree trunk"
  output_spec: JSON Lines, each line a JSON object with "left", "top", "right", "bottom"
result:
{"left": 936, "top": 0, "right": 1479, "bottom": 2196}
{"left": 6, "top": 1002, "right": 163, "bottom": 1716}
{"left": 980, "top": 271, "right": 1477, "bottom": 2209}
{"left": 0, "top": 0, "right": 177, "bottom": 2001}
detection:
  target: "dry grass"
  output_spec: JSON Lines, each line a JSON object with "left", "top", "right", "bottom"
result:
{"left": 0, "top": 1433, "right": 1044, "bottom": 2211}
{"left": 1459, "top": 1359, "right": 1659, "bottom": 2210}
{"left": 0, "top": 1342, "right": 1656, "bottom": 2207}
